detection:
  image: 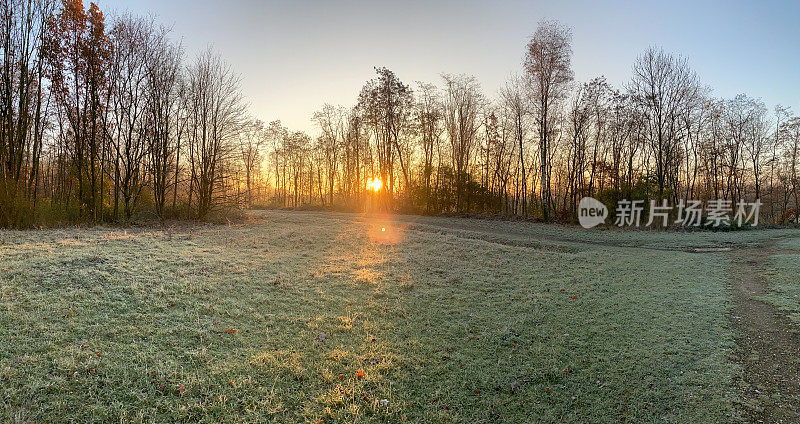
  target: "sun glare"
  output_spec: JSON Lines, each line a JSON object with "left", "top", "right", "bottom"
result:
{"left": 367, "top": 178, "right": 382, "bottom": 192}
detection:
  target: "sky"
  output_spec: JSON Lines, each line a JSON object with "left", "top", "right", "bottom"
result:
{"left": 99, "top": 0, "right": 800, "bottom": 135}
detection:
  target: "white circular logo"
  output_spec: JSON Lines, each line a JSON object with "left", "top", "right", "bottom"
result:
{"left": 578, "top": 197, "right": 608, "bottom": 228}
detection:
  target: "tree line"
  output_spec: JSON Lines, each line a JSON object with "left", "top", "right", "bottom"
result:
{"left": 1, "top": 0, "right": 255, "bottom": 226}
{"left": 2, "top": 1, "right": 799, "bottom": 227}
{"left": 272, "top": 23, "right": 800, "bottom": 224}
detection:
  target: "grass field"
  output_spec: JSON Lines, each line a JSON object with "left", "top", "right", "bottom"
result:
{"left": 761, "top": 237, "right": 800, "bottom": 324}
{"left": 0, "top": 211, "right": 797, "bottom": 423}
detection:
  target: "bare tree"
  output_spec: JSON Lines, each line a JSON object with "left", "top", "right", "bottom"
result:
{"left": 357, "top": 67, "right": 413, "bottom": 208}
{"left": 146, "top": 23, "right": 182, "bottom": 220}
{"left": 739, "top": 96, "right": 769, "bottom": 201}
{"left": 413, "top": 81, "right": 443, "bottom": 212}
{"left": 239, "top": 119, "right": 266, "bottom": 206}
{"left": 312, "top": 104, "right": 345, "bottom": 206}
{"left": 525, "top": 20, "right": 573, "bottom": 221}
{"left": 442, "top": 73, "right": 483, "bottom": 212}
{"left": 185, "top": 48, "right": 245, "bottom": 219}
{"left": 500, "top": 75, "right": 529, "bottom": 215}
{"left": 629, "top": 47, "right": 700, "bottom": 201}
{"left": 0, "top": 0, "right": 53, "bottom": 226}
{"left": 106, "top": 14, "right": 159, "bottom": 220}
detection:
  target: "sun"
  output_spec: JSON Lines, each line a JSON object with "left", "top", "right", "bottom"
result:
{"left": 367, "top": 178, "right": 382, "bottom": 192}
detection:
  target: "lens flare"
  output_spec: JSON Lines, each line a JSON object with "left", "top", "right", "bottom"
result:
{"left": 368, "top": 216, "right": 404, "bottom": 244}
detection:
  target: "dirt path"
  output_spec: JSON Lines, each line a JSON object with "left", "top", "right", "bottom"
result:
{"left": 416, "top": 217, "right": 800, "bottom": 422}
{"left": 729, "top": 240, "right": 800, "bottom": 423}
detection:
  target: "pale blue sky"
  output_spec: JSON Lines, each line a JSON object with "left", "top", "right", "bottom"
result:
{"left": 101, "top": 0, "right": 800, "bottom": 133}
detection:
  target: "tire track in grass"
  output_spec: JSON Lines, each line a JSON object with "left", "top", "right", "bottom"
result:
{"left": 729, "top": 240, "right": 800, "bottom": 423}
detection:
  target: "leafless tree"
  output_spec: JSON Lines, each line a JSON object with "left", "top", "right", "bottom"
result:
{"left": 442, "top": 73, "right": 483, "bottom": 212}
{"left": 239, "top": 119, "right": 266, "bottom": 206}
{"left": 0, "top": 0, "right": 53, "bottom": 226}
{"left": 185, "top": 48, "right": 246, "bottom": 219}
{"left": 413, "top": 81, "right": 443, "bottom": 212}
{"left": 525, "top": 20, "right": 573, "bottom": 221}
{"left": 357, "top": 67, "right": 413, "bottom": 208}
{"left": 500, "top": 75, "right": 529, "bottom": 215}
{"left": 106, "top": 14, "right": 160, "bottom": 220}
{"left": 629, "top": 46, "right": 700, "bottom": 201}
{"left": 313, "top": 104, "right": 346, "bottom": 206}
{"left": 145, "top": 23, "right": 182, "bottom": 219}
